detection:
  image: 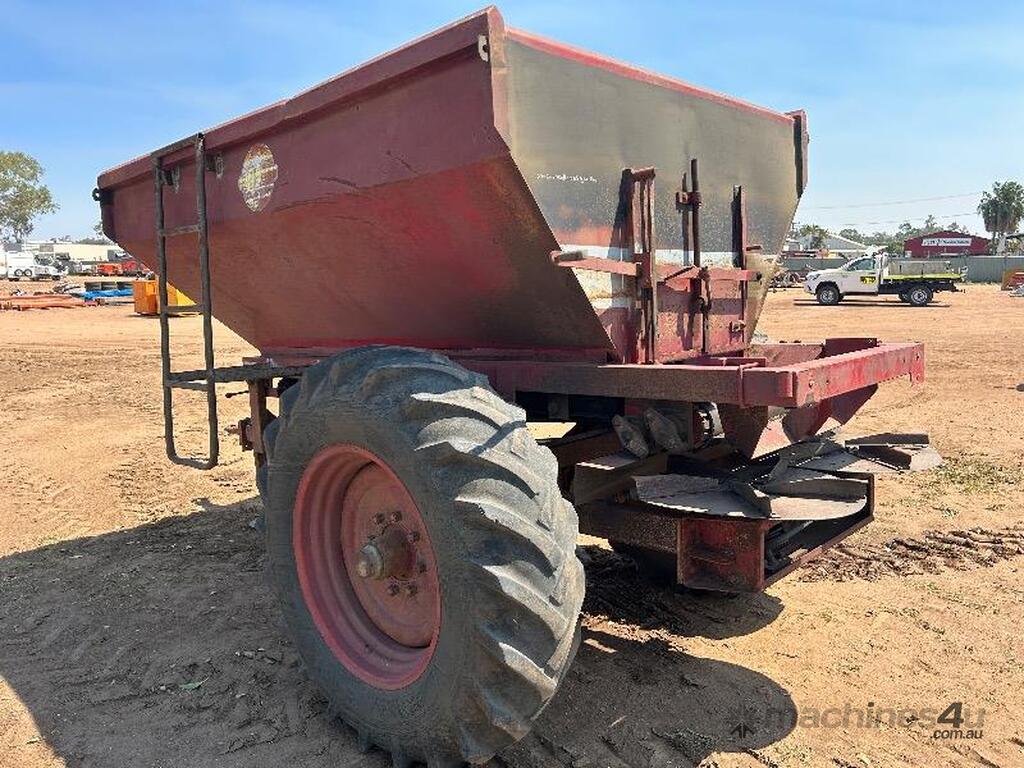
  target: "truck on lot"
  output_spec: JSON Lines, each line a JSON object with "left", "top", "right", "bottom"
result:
{"left": 804, "top": 253, "right": 963, "bottom": 306}
{"left": 93, "top": 258, "right": 149, "bottom": 277}
{"left": 5, "top": 252, "right": 66, "bottom": 281}
{"left": 96, "top": 9, "right": 939, "bottom": 766}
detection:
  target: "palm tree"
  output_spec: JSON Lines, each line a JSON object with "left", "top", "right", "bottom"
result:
{"left": 978, "top": 181, "right": 1024, "bottom": 255}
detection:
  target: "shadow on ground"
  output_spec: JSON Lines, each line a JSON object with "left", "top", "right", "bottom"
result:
{"left": 578, "top": 544, "right": 784, "bottom": 641}
{"left": 791, "top": 298, "right": 950, "bottom": 308}
{"left": 0, "top": 499, "right": 794, "bottom": 768}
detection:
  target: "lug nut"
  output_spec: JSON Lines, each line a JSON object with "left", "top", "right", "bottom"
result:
{"left": 406, "top": 583, "right": 418, "bottom": 596}
{"left": 407, "top": 530, "right": 420, "bottom": 543}
{"left": 373, "top": 512, "right": 385, "bottom": 525}
{"left": 387, "top": 583, "right": 400, "bottom": 596}
{"left": 389, "top": 510, "right": 403, "bottom": 523}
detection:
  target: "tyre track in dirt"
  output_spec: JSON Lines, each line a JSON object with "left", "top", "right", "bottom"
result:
{"left": 800, "top": 524, "right": 1024, "bottom": 582}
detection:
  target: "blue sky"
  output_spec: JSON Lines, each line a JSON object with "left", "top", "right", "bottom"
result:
{"left": 2, "top": 0, "right": 1022, "bottom": 240}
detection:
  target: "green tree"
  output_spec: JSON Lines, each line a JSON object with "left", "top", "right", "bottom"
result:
{"left": 0, "top": 151, "right": 58, "bottom": 241}
{"left": 978, "top": 181, "right": 1024, "bottom": 254}
{"left": 794, "top": 223, "right": 830, "bottom": 249}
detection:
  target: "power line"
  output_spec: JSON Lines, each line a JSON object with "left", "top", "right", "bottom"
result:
{"left": 803, "top": 192, "right": 983, "bottom": 210}
{"left": 838, "top": 211, "right": 979, "bottom": 227}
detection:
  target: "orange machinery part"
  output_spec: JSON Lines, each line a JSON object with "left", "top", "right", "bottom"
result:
{"left": 132, "top": 279, "right": 195, "bottom": 315}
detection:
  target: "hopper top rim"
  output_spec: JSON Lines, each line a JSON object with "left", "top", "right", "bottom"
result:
{"left": 504, "top": 27, "right": 796, "bottom": 126}
{"left": 97, "top": 6, "right": 503, "bottom": 189}
{"left": 98, "top": 5, "right": 798, "bottom": 191}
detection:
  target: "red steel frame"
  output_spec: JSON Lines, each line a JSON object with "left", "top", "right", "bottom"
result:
{"left": 238, "top": 335, "right": 921, "bottom": 594}
{"left": 252, "top": 338, "right": 924, "bottom": 411}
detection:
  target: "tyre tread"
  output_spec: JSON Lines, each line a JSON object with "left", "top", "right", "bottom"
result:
{"left": 261, "top": 346, "right": 583, "bottom": 765}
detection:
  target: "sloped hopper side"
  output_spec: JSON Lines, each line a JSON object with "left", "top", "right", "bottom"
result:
{"left": 96, "top": 8, "right": 803, "bottom": 361}
{"left": 499, "top": 28, "right": 805, "bottom": 354}
{"left": 97, "top": 10, "right": 613, "bottom": 358}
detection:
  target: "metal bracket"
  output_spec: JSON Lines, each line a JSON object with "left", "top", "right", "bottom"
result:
{"left": 677, "top": 158, "right": 702, "bottom": 268}
{"left": 626, "top": 167, "right": 657, "bottom": 363}
{"left": 551, "top": 250, "right": 639, "bottom": 277}
{"left": 204, "top": 153, "right": 225, "bottom": 178}
{"left": 160, "top": 166, "right": 181, "bottom": 191}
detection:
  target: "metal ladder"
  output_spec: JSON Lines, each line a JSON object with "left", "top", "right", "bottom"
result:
{"left": 152, "top": 133, "right": 219, "bottom": 469}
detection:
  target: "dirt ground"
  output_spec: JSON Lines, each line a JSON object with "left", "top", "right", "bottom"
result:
{"left": 1, "top": 279, "right": 1022, "bottom": 768}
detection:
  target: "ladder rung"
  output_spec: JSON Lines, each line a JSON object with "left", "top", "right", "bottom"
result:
{"left": 168, "top": 380, "right": 210, "bottom": 391}
{"left": 159, "top": 224, "right": 200, "bottom": 238}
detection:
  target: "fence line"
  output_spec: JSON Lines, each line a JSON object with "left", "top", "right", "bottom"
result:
{"left": 778, "top": 256, "right": 1024, "bottom": 284}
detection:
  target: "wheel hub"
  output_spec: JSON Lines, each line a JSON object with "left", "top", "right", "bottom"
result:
{"left": 355, "top": 526, "right": 414, "bottom": 580}
{"left": 292, "top": 444, "right": 441, "bottom": 689}
{"left": 340, "top": 464, "right": 437, "bottom": 648}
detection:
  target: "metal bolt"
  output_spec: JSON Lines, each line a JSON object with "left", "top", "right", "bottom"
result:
{"left": 373, "top": 512, "right": 386, "bottom": 525}
{"left": 407, "top": 530, "right": 420, "bottom": 543}
{"left": 389, "top": 510, "right": 403, "bottom": 523}
{"left": 387, "top": 583, "right": 400, "bottom": 596}
{"left": 355, "top": 543, "right": 385, "bottom": 580}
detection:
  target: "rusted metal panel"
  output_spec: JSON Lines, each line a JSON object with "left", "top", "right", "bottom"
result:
{"left": 98, "top": 8, "right": 804, "bottom": 363}
{"left": 678, "top": 517, "right": 769, "bottom": 592}
{"left": 99, "top": 11, "right": 611, "bottom": 357}
{"left": 572, "top": 452, "right": 669, "bottom": 505}
{"left": 503, "top": 30, "right": 801, "bottom": 259}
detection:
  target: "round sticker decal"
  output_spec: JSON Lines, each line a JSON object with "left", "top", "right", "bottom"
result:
{"left": 238, "top": 144, "right": 278, "bottom": 211}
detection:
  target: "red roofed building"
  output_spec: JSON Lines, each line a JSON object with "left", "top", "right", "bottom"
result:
{"left": 904, "top": 230, "right": 989, "bottom": 258}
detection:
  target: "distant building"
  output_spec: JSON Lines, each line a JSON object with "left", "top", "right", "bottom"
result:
{"left": 37, "top": 241, "right": 125, "bottom": 264}
{"left": 782, "top": 232, "right": 868, "bottom": 259}
{"left": 903, "top": 230, "right": 989, "bottom": 258}
{"left": 818, "top": 233, "right": 869, "bottom": 258}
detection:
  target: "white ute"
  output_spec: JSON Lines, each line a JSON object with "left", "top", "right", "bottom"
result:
{"left": 803, "top": 254, "right": 963, "bottom": 307}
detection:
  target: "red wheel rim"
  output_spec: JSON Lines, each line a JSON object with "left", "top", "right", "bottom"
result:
{"left": 293, "top": 444, "right": 441, "bottom": 689}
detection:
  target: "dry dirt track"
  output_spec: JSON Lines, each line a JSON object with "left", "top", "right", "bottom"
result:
{"left": 1, "top": 280, "right": 1023, "bottom": 768}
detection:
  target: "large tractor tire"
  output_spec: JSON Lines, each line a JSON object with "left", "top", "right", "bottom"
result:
{"left": 260, "top": 346, "right": 584, "bottom": 767}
